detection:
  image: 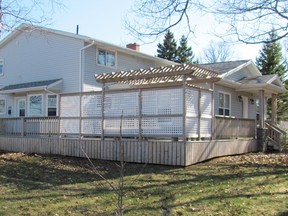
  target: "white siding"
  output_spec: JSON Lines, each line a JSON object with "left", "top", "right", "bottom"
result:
{"left": 0, "top": 30, "right": 83, "bottom": 93}
{"left": 214, "top": 84, "right": 257, "bottom": 119}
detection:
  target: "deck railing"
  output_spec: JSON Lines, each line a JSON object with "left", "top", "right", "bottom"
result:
{"left": 0, "top": 117, "right": 59, "bottom": 137}
{"left": 214, "top": 116, "right": 256, "bottom": 139}
{"left": 0, "top": 116, "right": 257, "bottom": 140}
{"left": 265, "top": 121, "right": 287, "bottom": 151}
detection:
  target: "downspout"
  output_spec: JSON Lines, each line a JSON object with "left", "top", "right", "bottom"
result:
{"left": 79, "top": 41, "right": 96, "bottom": 138}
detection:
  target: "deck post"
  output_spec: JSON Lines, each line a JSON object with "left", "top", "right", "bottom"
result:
{"left": 138, "top": 89, "right": 142, "bottom": 140}
{"left": 101, "top": 84, "right": 105, "bottom": 140}
{"left": 271, "top": 93, "right": 277, "bottom": 124}
{"left": 183, "top": 76, "right": 187, "bottom": 165}
{"left": 198, "top": 89, "right": 201, "bottom": 140}
{"left": 257, "top": 89, "right": 267, "bottom": 152}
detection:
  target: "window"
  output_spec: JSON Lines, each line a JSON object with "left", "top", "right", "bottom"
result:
{"left": 29, "top": 95, "right": 43, "bottom": 117}
{"left": 97, "top": 49, "right": 116, "bottom": 67}
{"left": 219, "top": 92, "right": 230, "bottom": 116}
{"left": 0, "top": 59, "right": 4, "bottom": 76}
{"left": 0, "top": 97, "right": 6, "bottom": 114}
{"left": 47, "top": 95, "right": 57, "bottom": 116}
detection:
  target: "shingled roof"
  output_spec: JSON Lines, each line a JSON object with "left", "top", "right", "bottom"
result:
{"left": 0, "top": 79, "right": 62, "bottom": 92}
{"left": 200, "top": 60, "right": 250, "bottom": 74}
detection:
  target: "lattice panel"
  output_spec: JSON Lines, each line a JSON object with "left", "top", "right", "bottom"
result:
{"left": 105, "top": 92, "right": 139, "bottom": 117}
{"left": 186, "top": 89, "right": 199, "bottom": 117}
{"left": 81, "top": 119, "right": 102, "bottom": 135}
{"left": 104, "top": 118, "right": 139, "bottom": 135}
{"left": 201, "top": 92, "right": 212, "bottom": 116}
{"left": 60, "top": 119, "right": 80, "bottom": 134}
{"left": 61, "top": 95, "right": 80, "bottom": 117}
{"left": 141, "top": 117, "right": 182, "bottom": 135}
{"left": 82, "top": 94, "right": 102, "bottom": 117}
{"left": 186, "top": 117, "right": 199, "bottom": 138}
{"left": 200, "top": 118, "right": 212, "bottom": 137}
{"left": 142, "top": 88, "right": 183, "bottom": 115}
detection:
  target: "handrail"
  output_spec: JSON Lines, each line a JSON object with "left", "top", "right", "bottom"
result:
{"left": 265, "top": 121, "right": 287, "bottom": 135}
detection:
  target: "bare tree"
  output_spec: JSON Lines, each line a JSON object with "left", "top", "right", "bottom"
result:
{"left": 202, "top": 41, "right": 234, "bottom": 63}
{"left": 0, "top": 0, "right": 64, "bottom": 34}
{"left": 126, "top": 0, "right": 288, "bottom": 44}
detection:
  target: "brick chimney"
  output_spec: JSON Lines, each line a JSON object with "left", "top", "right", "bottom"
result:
{"left": 126, "top": 43, "right": 140, "bottom": 51}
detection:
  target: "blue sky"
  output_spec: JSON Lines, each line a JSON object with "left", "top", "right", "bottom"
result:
{"left": 51, "top": 0, "right": 261, "bottom": 62}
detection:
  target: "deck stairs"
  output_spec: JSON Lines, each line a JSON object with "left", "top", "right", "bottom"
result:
{"left": 265, "top": 121, "right": 287, "bottom": 152}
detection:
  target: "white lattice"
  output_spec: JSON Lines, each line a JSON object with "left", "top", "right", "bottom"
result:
{"left": 104, "top": 92, "right": 139, "bottom": 117}
{"left": 104, "top": 118, "right": 139, "bottom": 135}
{"left": 81, "top": 94, "right": 102, "bottom": 117}
{"left": 82, "top": 119, "right": 102, "bottom": 135}
{"left": 60, "top": 119, "right": 80, "bottom": 134}
{"left": 186, "top": 117, "right": 199, "bottom": 138}
{"left": 201, "top": 92, "right": 212, "bottom": 116}
{"left": 61, "top": 95, "right": 80, "bottom": 117}
{"left": 200, "top": 118, "right": 212, "bottom": 137}
{"left": 186, "top": 89, "right": 199, "bottom": 117}
{"left": 141, "top": 117, "right": 182, "bottom": 135}
{"left": 142, "top": 88, "right": 183, "bottom": 115}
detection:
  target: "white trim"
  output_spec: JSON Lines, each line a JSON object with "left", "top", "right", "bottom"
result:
{"left": 96, "top": 47, "right": 117, "bottom": 69}
{"left": 242, "top": 96, "right": 249, "bottom": 118}
{"left": 218, "top": 91, "right": 231, "bottom": 117}
{"left": 28, "top": 94, "right": 44, "bottom": 117}
{"left": 15, "top": 97, "right": 26, "bottom": 117}
{"left": 0, "top": 96, "right": 6, "bottom": 114}
{"left": 46, "top": 94, "right": 58, "bottom": 116}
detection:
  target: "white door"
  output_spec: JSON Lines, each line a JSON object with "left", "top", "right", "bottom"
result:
{"left": 16, "top": 98, "right": 26, "bottom": 117}
{"left": 242, "top": 96, "right": 248, "bottom": 118}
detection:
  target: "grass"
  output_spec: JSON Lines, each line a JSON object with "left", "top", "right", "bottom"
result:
{"left": 0, "top": 151, "right": 287, "bottom": 216}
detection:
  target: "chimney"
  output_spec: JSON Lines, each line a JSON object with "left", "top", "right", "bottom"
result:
{"left": 126, "top": 43, "right": 140, "bottom": 51}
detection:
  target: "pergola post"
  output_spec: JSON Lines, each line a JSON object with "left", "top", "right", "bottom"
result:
{"left": 257, "top": 89, "right": 267, "bottom": 152}
{"left": 101, "top": 83, "right": 105, "bottom": 140}
{"left": 182, "top": 76, "right": 187, "bottom": 142}
{"left": 271, "top": 93, "right": 277, "bottom": 124}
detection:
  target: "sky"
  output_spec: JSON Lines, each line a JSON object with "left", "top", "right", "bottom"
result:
{"left": 50, "top": 0, "right": 261, "bottom": 62}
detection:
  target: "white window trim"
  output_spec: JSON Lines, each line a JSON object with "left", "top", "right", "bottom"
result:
{"left": 218, "top": 91, "right": 231, "bottom": 116}
{"left": 46, "top": 94, "right": 58, "bottom": 116}
{"left": 28, "top": 94, "right": 44, "bottom": 117}
{"left": 0, "top": 59, "right": 4, "bottom": 77}
{"left": 96, "top": 48, "right": 117, "bottom": 68}
{"left": 0, "top": 96, "right": 6, "bottom": 114}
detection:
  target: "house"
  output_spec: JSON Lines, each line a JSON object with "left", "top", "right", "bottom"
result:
{"left": 0, "top": 24, "right": 286, "bottom": 165}
{"left": 0, "top": 24, "right": 173, "bottom": 118}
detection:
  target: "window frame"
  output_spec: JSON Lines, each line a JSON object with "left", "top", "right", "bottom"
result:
{"left": 0, "top": 59, "right": 4, "bottom": 76}
{"left": 0, "top": 96, "right": 6, "bottom": 114}
{"left": 46, "top": 94, "right": 58, "bottom": 116}
{"left": 97, "top": 48, "right": 116, "bottom": 68}
{"left": 28, "top": 94, "right": 43, "bottom": 117}
{"left": 218, "top": 91, "right": 231, "bottom": 116}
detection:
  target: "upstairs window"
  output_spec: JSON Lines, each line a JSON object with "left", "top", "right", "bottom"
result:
{"left": 219, "top": 92, "right": 230, "bottom": 116}
{"left": 97, "top": 49, "right": 116, "bottom": 67}
{"left": 0, "top": 59, "right": 4, "bottom": 76}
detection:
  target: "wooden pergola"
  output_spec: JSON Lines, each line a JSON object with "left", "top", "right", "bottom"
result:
{"left": 95, "top": 64, "right": 220, "bottom": 86}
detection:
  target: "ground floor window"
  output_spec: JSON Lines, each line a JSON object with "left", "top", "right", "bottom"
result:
{"left": 29, "top": 94, "right": 43, "bottom": 117}
{"left": 47, "top": 95, "right": 57, "bottom": 116}
{"left": 0, "top": 97, "right": 6, "bottom": 114}
{"left": 219, "top": 92, "right": 230, "bottom": 116}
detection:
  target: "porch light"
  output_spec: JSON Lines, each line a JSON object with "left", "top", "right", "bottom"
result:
{"left": 250, "top": 98, "right": 255, "bottom": 104}
{"left": 238, "top": 96, "right": 243, "bottom": 102}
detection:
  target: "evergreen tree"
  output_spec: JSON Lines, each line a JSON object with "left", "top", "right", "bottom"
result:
{"left": 176, "top": 35, "right": 196, "bottom": 63}
{"left": 255, "top": 30, "right": 288, "bottom": 120}
{"left": 157, "top": 30, "right": 178, "bottom": 61}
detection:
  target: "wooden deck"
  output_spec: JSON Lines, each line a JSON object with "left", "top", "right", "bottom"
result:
{"left": 0, "top": 136, "right": 257, "bottom": 166}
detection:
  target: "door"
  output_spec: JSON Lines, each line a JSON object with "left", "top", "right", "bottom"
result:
{"left": 17, "top": 98, "right": 26, "bottom": 117}
{"left": 242, "top": 96, "right": 248, "bottom": 118}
